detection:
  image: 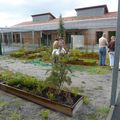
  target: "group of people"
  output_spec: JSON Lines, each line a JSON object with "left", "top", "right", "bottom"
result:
{"left": 99, "top": 33, "right": 116, "bottom": 69}
{"left": 52, "top": 33, "right": 116, "bottom": 69}
{"left": 52, "top": 37, "right": 66, "bottom": 56}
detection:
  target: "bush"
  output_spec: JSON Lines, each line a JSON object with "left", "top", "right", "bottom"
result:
{"left": 0, "top": 70, "right": 14, "bottom": 82}
{"left": 36, "top": 81, "right": 48, "bottom": 95}
{"left": 23, "top": 76, "right": 38, "bottom": 90}
{"left": 1, "top": 71, "right": 39, "bottom": 90}
{"left": 6, "top": 73, "right": 24, "bottom": 87}
{"left": 10, "top": 49, "right": 26, "bottom": 58}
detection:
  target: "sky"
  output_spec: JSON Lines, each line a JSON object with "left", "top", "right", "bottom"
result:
{"left": 0, "top": 0, "right": 118, "bottom": 27}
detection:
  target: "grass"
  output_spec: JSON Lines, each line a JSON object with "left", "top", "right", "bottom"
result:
{"left": 87, "top": 113, "right": 98, "bottom": 120}
{"left": 40, "top": 109, "right": 50, "bottom": 120}
{"left": 83, "top": 96, "right": 90, "bottom": 105}
{"left": 8, "top": 111, "right": 22, "bottom": 120}
{"left": 97, "top": 106, "right": 110, "bottom": 118}
{"left": 0, "top": 101, "right": 8, "bottom": 107}
{"left": 71, "top": 65, "right": 110, "bottom": 74}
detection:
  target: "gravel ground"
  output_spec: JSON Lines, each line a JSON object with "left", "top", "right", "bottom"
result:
{"left": 0, "top": 56, "right": 120, "bottom": 120}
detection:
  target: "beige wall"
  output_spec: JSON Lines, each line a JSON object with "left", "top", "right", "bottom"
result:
{"left": 22, "top": 32, "right": 32, "bottom": 44}
{"left": 11, "top": 28, "right": 116, "bottom": 47}
{"left": 86, "top": 27, "right": 116, "bottom": 45}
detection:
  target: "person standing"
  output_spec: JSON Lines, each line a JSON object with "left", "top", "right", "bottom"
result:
{"left": 58, "top": 37, "right": 66, "bottom": 54}
{"left": 99, "top": 33, "right": 108, "bottom": 66}
{"left": 52, "top": 40, "right": 59, "bottom": 55}
{"left": 108, "top": 36, "right": 115, "bottom": 69}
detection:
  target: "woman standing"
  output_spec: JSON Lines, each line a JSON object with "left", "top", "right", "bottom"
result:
{"left": 108, "top": 36, "right": 116, "bottom": 69}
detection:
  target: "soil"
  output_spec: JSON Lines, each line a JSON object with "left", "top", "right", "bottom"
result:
{"left": 66, "top": 59, "right": 97, "bottom": 66}
{"left": 0, "top": 56, "right": 120, "bottom": 120}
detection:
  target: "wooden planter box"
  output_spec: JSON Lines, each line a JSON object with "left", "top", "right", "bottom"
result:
{"left": 0, "top": 83, "right": 83, "bottom": 116}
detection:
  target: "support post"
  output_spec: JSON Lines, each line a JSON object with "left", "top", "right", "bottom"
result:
{"left": 110, "top": 0, "right": 120, "bottom": 105}
{"left": 20, "top": 32, "right": 23, "bottom": 48}
{"left": 32, "top": 31, "right": 35, "bottom": 48}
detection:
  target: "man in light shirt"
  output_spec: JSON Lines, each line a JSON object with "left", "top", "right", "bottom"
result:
{"left": 99, "top": 33, "right": 108, "bottom": 66}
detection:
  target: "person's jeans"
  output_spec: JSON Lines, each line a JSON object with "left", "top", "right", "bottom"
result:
{"left": 109, "top": 52, "right": 115, "bottom": 68}
{"left": 99, "top": 47, "right": 106, "bottom": 65}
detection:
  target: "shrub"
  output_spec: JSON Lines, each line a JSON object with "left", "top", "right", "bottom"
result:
{"left": 10, "top": 49, "right": 26, "bottom": 58}
{"left": 1, "top": 71, "right": 39, "bottom": 90}
{"left": 6, "top": 73, "right": 24, "bottom": 87}
{"left": 36, "top": 81, "right": 48, "bottom": 95}
{"left": 40, "top": 110, "right": 50, "bottom": 120}
{"left": 0, "top": 70, "right": 14, "bottom": 82}
{"left": 22, "top": 76, "right": 38, "bottom": 90}
{"left": 46, "top": 53, "right": 72, "bottom": 91}
{"left": 97, "top": 106, "right": 110, "bottom": 118}
{"left": 83, "top": 96, "right": 90, "bottom": 105}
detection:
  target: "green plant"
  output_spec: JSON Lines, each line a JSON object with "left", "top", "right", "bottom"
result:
{"left": 47, "top": 92, "right": 55, "bottom": 101}
{"left": 10, "top": 49, "right": 26, "bottom": 58}
{"left": 71, "top": 87, "right": 80, "bottom": 97}
{"left": 0, "top": 70, "right": 14, "bottom": 82}
{"left": 58, "top": 14, "right": 65, "bottom": 38}
{"left": 40, "top": 110, "right": 50, "bottom": 120}
{"left": 23, "top": 76, "right": 38, "bottom": 90}
{"left": 87, "top": 113, "right": 98, "bottom": 120}
{"left": 41, "top": 50, "right": 51, "bottom": 62}
{"left": 83, "top": 96, "right": 90, "bottom": 105}
{"left": 36, "top": 81, "right": 47, "bottom": 95}
{"left": 6, "top": 73, "right": 24, "bottom": 87}
{"left": 46, "top": 55, "right": 72, "bottom": 90}
{"left": 70, "top": 65, "right": 110, "bottom": 75}
{"left": 2, "top": 71, "right": 39, "bottom": 90}
{"left": 97, "top": 106, "right": 110, "bottom": 118}
{"left": 0, "top": 101, "right": 8, "bottom": 107}
{"left": 8, "top": 111, "right": 21, "bottom": 120}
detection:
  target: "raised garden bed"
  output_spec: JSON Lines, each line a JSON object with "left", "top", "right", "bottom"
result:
{"left": 66, "top": 60, "right": 97, "bottom": 66}
{"left": 0, "top": 82, "right": 83, "bottom": 116}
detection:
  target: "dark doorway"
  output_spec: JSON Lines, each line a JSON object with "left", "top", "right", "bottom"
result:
{"left": 66, "top": 33, "right": 72, "bottom": 48}
{"left": 96, "top": 31, "right": 103, "bottom": 44}
{"left": 41, "top": 33, "right": 51, "bottom": 47}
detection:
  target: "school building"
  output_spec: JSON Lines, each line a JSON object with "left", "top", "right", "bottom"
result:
{"left": 0, "top": 4, "right": 117, "bottom": 49}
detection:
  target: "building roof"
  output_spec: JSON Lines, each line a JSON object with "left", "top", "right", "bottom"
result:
{"left": 31, "top": 12, "right": 56, "bottom": 19}
{"left": 75, "top": 4, "right": 108, "bottom": 13}
{"left": 14, "top": 12, "right": 117, "bottom": 27}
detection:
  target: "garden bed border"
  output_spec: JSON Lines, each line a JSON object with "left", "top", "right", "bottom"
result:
{"left": 0, "top": 82, "right": 83, "bottom": 116}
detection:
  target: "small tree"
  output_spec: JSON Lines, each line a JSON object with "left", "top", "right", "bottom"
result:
{"left": 58, "top": 14, "right": 65, "bottom": 38}
{"left": 46, "top": 54, "right": 72, "bottom": 90}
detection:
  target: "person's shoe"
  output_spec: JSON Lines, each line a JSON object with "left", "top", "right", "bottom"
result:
{"left": 103, "top": 64, "right": 108, "bottom": 66}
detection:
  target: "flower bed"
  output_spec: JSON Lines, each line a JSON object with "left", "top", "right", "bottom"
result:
{"left": 0, "top": 71, "right": 83, "bottom": 116}
{"left": 0, "top": 81, "right": 83, "bottom": 116}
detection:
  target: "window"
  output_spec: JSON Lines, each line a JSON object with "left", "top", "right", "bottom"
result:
{"left": 41, "top": 33, "right": 51, "bottom": 47}
{"left": 96, "top": 31, "right": 103, "bottom": 44}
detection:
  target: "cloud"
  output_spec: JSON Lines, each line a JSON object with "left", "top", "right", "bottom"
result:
{"left": 0, "top": 0, "right": 118, "bottom": 27}
{"left": 0, "top": 0, "right": 27, "bottom": 6}
{"left": 63, "top": 10, "right": 76, "bottom": 17}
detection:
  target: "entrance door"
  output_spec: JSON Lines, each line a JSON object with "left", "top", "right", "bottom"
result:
{"left": 96, "top": 31, "right": 103, "bottom": 44}
{"left": 41, "top": 33, "right": 51, "bottom": 47}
